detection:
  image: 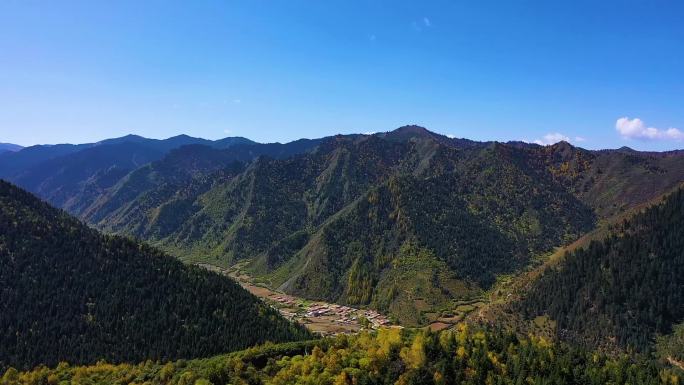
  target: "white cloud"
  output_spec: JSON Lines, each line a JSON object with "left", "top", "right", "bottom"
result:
{"left": 223, "top": 128, "right": 232, "bottom": 134}
{"left": 446, "top": 134, "right": 455, "bottom": 139}
{"left": 423, "top": 17, "right": 431, "bottom": 27}
{"left": 574, "top": 136, "right": 586, "bottom": 142}
{"left": 615, "top": 117, "right": 683, "bottom": 140}
{"left": 529, "top": 132, "right": 571, "bottom": 145}
{"left": 363, "top": 131, "right": 376, "bottom": 135}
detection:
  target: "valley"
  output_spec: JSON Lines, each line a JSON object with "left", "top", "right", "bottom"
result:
{"left": 1, "top": 127, "right": 683, "bottom": 381}
{"left": 198, "top": 261, "right": 489, "bottom": 335}
{"left": 198, "top": 262, "right": 383, "bottom": 335}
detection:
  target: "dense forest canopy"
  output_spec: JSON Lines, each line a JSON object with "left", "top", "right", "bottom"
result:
{"left": 3, "top": 327, "right": 680, "bottom": 385}
{"left": 519, "top": 187, "right": 684, "bottom": 352}
{"left": 0, "top": 180, "right": 310, "bottom": 371}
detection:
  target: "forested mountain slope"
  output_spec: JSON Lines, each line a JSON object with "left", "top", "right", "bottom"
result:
{"left": 79, "top": 138, "right": 324, "bottom": 232}
{"left": 87, "top": 128, "right": 598, "bottom": 267}
{"left": 518, "top": 187, "right": 684, "bottom": 353}
{"left": 268, "top": 142, "right": 595, "bottom": 323}
{"left": 0, "top": 180, "right": 310, "bottom": 371}
{"left": 78, "top": 145, "right": 249, "bottom": 230}
{"left": 83, "top": 134, "right": 412, "bottom": 264}
{"left": 68, "top": 128, "right": 596, "bottom": 324}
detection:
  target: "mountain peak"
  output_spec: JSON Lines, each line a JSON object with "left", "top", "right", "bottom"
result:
{"left": 550, "top": 140, "right": 575, "bottom": 151}
{"left": 392, "top": 125, "right": 431, "bottom": 135}
{"left": 98, "top": 134, "right": 148, "bottom": 146}
{"left": 380, "top": 125, "right": 435, "bottom": 142}
{"left": 167, "top": 134, "right": 193, "bottom": 140}
{"left": 118, "top": 134, "right": 146, "bottom": 140}
{"left": 617, "top": 146, "right": 637, "bottom": 153}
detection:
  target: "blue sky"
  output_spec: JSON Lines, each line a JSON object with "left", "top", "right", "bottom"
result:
{"left": 1, "top": 1, "right": 683, "bottom": 150}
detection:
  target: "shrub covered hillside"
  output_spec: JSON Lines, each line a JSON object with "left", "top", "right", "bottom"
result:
{"left": 3, "top": 327, "right": 681, "bottom": 385}
{"left": 519, "top": 187, "right": 684, "bottom": 353}
{"left": 0, "top": 180, "right": 311, "bottom": 371}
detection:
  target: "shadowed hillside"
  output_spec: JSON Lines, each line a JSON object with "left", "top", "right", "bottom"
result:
{"left": 0, "top": 180, "right": 310, "bottom": 371}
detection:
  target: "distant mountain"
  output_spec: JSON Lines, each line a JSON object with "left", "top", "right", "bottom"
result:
{"left": 0, "top": 143, "right": 22, "bottom": 154}
{"left": 0, "top": 143, "right": 86, "bottom": 177}
{"left": 0, "top": 134, "right": 254, "bottom": 181}
{"left": 519, "top": 187, "right": 684, "bottom": 353}
{"left": 73, "top": 138, "right": 324, "bottom": 227}
{"left": 0, "top": 180, "right": 310, "bottom": 370}
{"left": 0, "top": 134, "right": 256, "bottom": 209}
{"left": 11, "top": 142, "right": 167, "bottom": 209}
{"left": 95, "top": 133, "right": 254, "bottom": 152}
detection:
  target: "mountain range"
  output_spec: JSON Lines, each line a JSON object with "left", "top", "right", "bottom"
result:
{"left": 2, "top": 125, "right": 683, "bottom": 351}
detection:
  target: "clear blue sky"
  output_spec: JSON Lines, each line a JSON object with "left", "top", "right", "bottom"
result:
{"left": 1, "top": 1, "right": 683, "bottom": 150}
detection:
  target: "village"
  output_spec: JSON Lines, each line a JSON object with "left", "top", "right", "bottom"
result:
{"left": 197, "top": 263, "right": 395, "bottom": 336}
{"left": 269, "top": 293, "right": 392, "bottom": 335}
